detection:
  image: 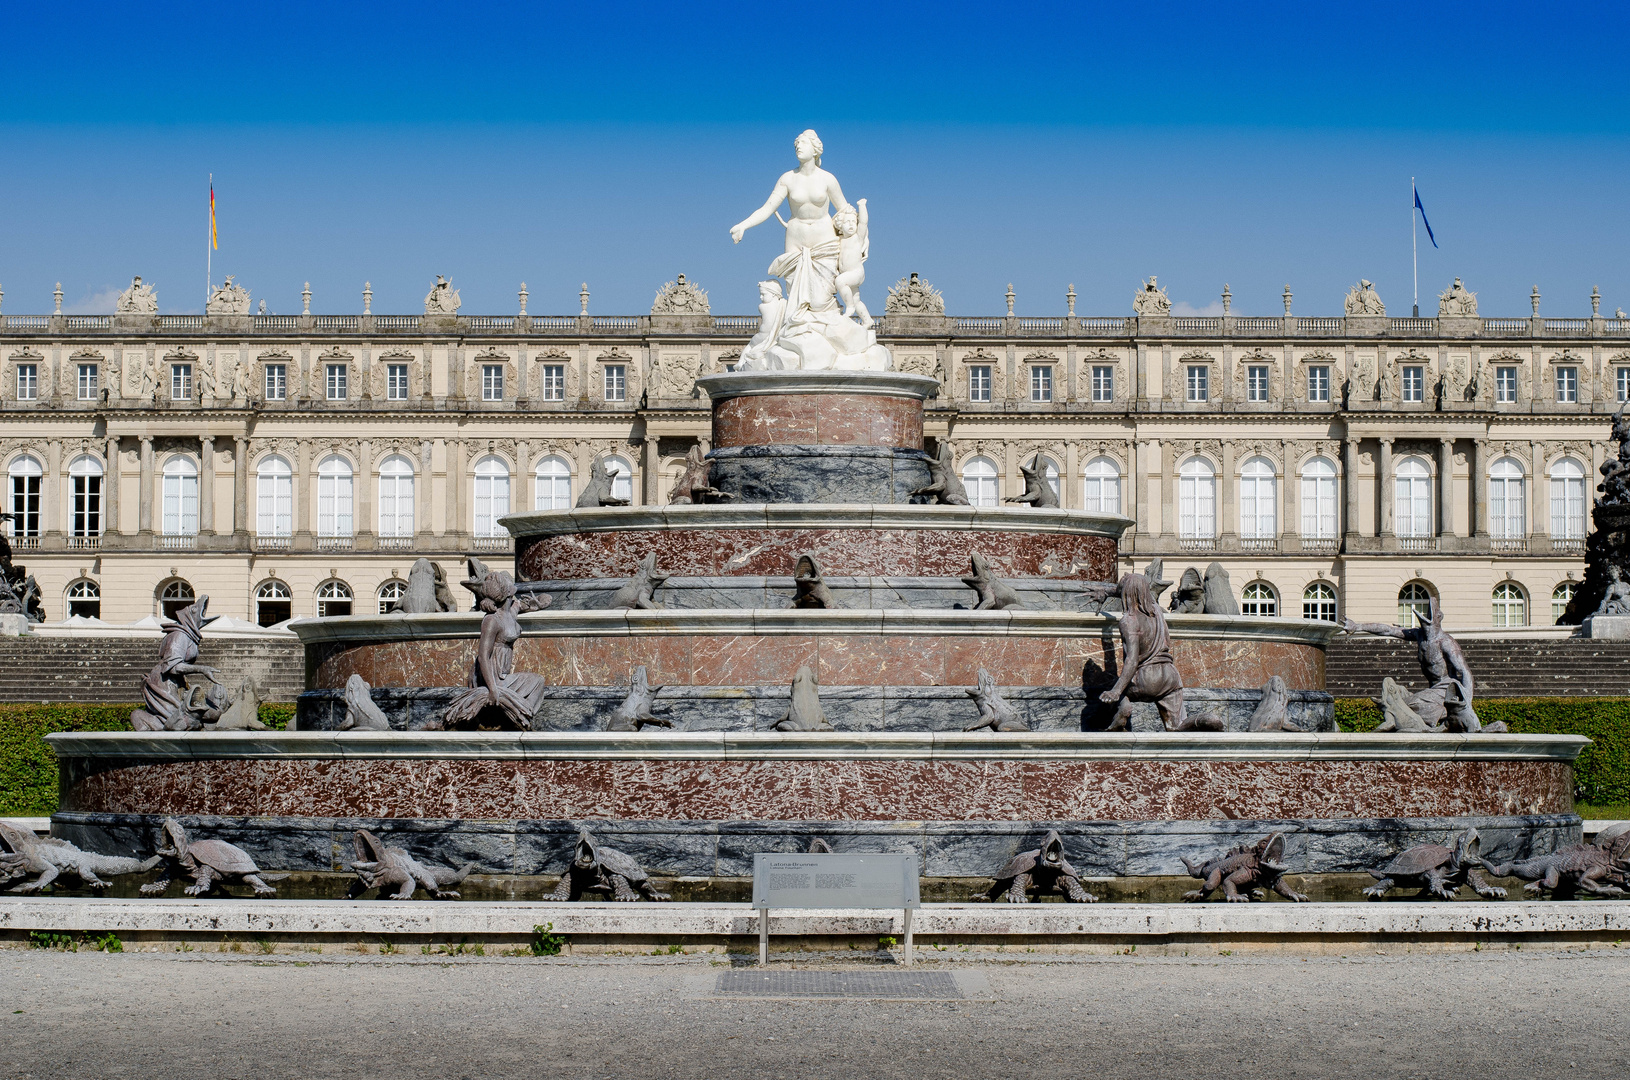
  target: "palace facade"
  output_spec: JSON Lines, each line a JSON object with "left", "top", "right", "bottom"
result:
{"left": 0, "top": 277, "right": 1617, "bottom": 628}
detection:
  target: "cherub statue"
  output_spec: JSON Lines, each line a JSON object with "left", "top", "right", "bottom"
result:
{"left": 740, "top": 281, "right": 788, "bottom": 370}
{"left": 833, "top": 199, "right": 872, "bottom": 328}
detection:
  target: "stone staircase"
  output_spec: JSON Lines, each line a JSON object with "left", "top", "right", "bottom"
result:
{"left": 0, "top": 635, "right": 303, "bottom": 704}
{"left": 1326, "top": 637, "right": 1630, "bottom": 697}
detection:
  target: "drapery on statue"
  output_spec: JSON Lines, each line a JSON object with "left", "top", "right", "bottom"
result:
{"left": 1098, "top": 572, "right": 1223, "bottom": 732}
{"left": 729, "top": 130, "right": 891, "bottom": 372}
{"left": 130, "top": 597, "right": 224, "bottom": 731}
{"left": 442, "top": 558, "right": 549, "bottom": 730}
{"left": 1342, "top": 596, "right": 1505, "bottom": 733}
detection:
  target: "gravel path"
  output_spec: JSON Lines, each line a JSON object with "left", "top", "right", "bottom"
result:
{"left": 2, "top": 946, "right": 1627, "bottom": 1079}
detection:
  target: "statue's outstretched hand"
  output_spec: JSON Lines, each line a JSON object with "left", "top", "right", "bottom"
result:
{"left": 730, "top": 224, "right": 745, "bottom": 244}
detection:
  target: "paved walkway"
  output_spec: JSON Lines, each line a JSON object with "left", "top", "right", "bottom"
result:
{"left": 2, "top": 946, "right": 1627, "bottom": 1079}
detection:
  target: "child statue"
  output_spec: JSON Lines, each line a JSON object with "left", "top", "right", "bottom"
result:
{"left": 832, "top": 198, "right": 872, "bottom": 328}
{"left": 740, "top": 280, "right": 788, "bottom": 370}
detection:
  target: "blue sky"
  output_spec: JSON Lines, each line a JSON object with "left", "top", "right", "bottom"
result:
{"left": 2, "top": 1, "right": 1628, "bottom": 317}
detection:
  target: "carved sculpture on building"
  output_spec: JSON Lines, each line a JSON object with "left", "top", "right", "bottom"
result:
{"left": 116, "top": 276, "right": 158, "bottom": 314}
{"left": 1133, "top": 276, "right": 1171, "bottom": 317}
{"left": 1363, "top": 829, "right": 1506, "bottom": 900}
{"left": 347, "top": 829, "right": 476, "bottom": 900}
{"left": 1438, "top": 277, "right": 1479, "bottom": 317}
{"left": 339, "top": 673, "right": 392, "bottom": 730}
{"left": 1344, "top": 279, "right": 1387, "bottom": 316}
{"left": 0, "top": 821, "right": 160, "bottom": 893}
{"left": 607, "top": 666, "right": 669, "bottom": 731}
{"left": 141, "top": 818, "right": 283, "bottom": 897}
{"left": 130, "top": 597, "right": 224, "bottom": 732}
{"left": 666, "top": 444, "right": 729, "bottom": 504}
{"left": 1182, "top": 832, "right": 1308, "bottom": 903}
{"left": 205, "top": 276, "right": 251, "bottom": 315}
{"left": 610, "top": 552, "right": 666, "bottom": 609}
{"left": 1100, "top": 572, "right": 1224, "bottom": 732}
{"left": 963, "top": 669, "right": 1029, "bottom": 732}
{"left": 547, "top": 828, "right": 671, "bottom": 902}
{"left": 655, "top": 353, "right": 702, "bottom": 399}
{"left": 423, "top": 275, "right": 461, "bottom": 316}
{"left": 575, "top": 457, "right": 630, "bottom": 508}
{"left": 1004, "top": 455, "right": 1060, "bottom": 508}
{"left": 442, "top": 557, "right": 549, "bottom": 731}
{"left": 650, "top": 273, "right": 710, "bottom": 315}
{"left": 911, "top": 442, "right": 971, "bottom": 505}
{"left": 884, "top": 273, "right": 944, "bottom": 316}
{"left": 1349, "top": 354, "right": 1377, "bottom": 403}
{"left": 963, "top": 551, "right": 1026, "bottom": 611}
{"left": 974, "top": 830, "right": 1098, "bottom": 903}
{"left": 772, "top": 665, "right": 831, "bottom": 731}
{"left": 791, "top": 553, "right": 835, "bottom": 609}
{"left": 1344, "top": 597, "right": 1503, "bottom": 732}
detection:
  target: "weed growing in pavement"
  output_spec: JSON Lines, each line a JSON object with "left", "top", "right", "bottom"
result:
{"left": 379, "top": 941, "right": 399, "bottom": 955}
{"left": 530, "top": 923, "right": 565, "bottom": 957}
{"left": 28, "top": 931, "right": 122, "bottom": 952}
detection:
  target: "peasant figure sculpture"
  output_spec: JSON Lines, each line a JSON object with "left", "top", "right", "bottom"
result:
{"left": 442, "top": 558, "right": 549, "bottom": 731}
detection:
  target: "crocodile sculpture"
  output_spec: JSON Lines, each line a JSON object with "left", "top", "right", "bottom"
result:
{"left": 1182, "top": 832, "right": 1309, "bottom": 903}
{"left": 346, "top": 829, "right": 476, "bottom": 900}
{"left": 0, "top": 821, "right": 159, "bottom": 893}
{"left": 547, "top": 828, "right": 670, "bottom": 902}
{"left": 974, "top": 830, "right": 1098, "bottom": 903}
{"left": 1481, "top": 824, "right": 1630, "bottom": 899}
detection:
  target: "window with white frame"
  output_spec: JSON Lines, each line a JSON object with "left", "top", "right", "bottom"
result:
{"left": 326, "top": 364, "right": 348, "bottom": 401}
{"left": 161, "top": 457, "right": 199, "bottom": 536}
{"left": 1550, "top": 458, "right": 1586, "bottom": 539}
{"left": 1030, "top": 365, "right": 1053, "bottom": 402}
{"left": 7, "top": 455, "right": 42, "bottom": 537}
{"left": 377, "top": 579, "right": 407, "bottom": 615}
{"left": 255, "top": 579, "right": 292, "bottom": 626}
{"left": 1091, "top": 365, "right": 1114, "bottom": 402}
{"left": 482, "top": 364, "right": 504, "bottom": 401}
{"left": 1247, "top": 365, "right": 1270, "bottom": 402}
{"left": 1398, "top": 582, "right": 1433, "bottom": 627}
{"left": 1238, "top": 457, "right": 1277, "bottom": 539}
{"left": 960, "top": 456, "right": 999, "bottom": 507}
{"left": 1552, "top": 581, "right": 1577, "bottom": 624}
{"left": 77, "top": 363, "right": 98, "bottom": 401}
{"left": 1555, "top": 366, "right": 1578, "bottom": 403}
{"left": 264, "top": 363, "right": 287, "bottom": 401}
{"left": 15, "top": 364, "right": 37, "bottom": 401}
{"left": 69, "top": 454, "right": 102, "bottom": 537}
{"left": 1496, "top": 366, "right": 1518, "bottom": 403}
{"left": 1394, "top": 457, "right": 1432, "bottom": 537}
{"left": 605, "top": 455, "right": 633, "bottom": 503}
{"left": 1186, "top": 365, "right": 1209, "bottom": 402}
{"left": 1300, "top": 456, "right": 1338, "bottom": 539}
{"left": 541, "top": 364, "right": 565, "bottom": 401}
{"left": 1401, "top": 365, "right": 1424, "bottom": 402}
{"left": 159, "top": 578, "right": 195, "bottom": 620}
{"left": 66, "top": 579, "right": 100, "bottom": 619}
{"left": 1303, "top": 581, "right": 1338, "bottom": 622}
{"left": 170, "top": 363, "right": 192, "bottom": 400}
{"left": 377, "top": 455, "right": 415, "bottom": 538}
{"left": 316, "top": 579, "right": 353, "bottom": 618}
{"left": 1178, "top": 457, "right": 1216, "bottom": 539}
{"left": 256, "top": 456, "right": 293, "bottom": 537}
{"left": 1492, "top": 581, "right": 1527, "bottom": 627}
{"left": 1240, "top": 581, "right": 1277, "bottom": 617}
{"left": 1307, "top": 365, "right": 1330, "bottom": 402}
{"left": 602, "top": 364, "right": 626, "bottom": 402}
{"left": 387, "top": 364, "right": 410, "bottom": 401}
{"left": 317, "top": 456, "right": 354, "bottom": 538}
{"left": 968, "top": 366, "right": 992, "bottom": 402}
{"left": 1081, "top": 456, "right": 1120, "bottom": 515}
{"left": 535, "top": 456, "right": 572, "bottom": 509}
{"left": 1618, "top": 367, "right": 1630, "bottom": 403}
{"left": 1488, "top": 457, "right": 1526, "bottom": 540}
{"left": 472, "top": 456, "right": 510, "bottom": 538}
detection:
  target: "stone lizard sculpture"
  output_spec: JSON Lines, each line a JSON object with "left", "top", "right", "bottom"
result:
{"left": 910, "top": 441, "right": 972, "bottom": 506}
{"left": 610, "top": 552, "right": 667, "bottom": 609}
{"left": 141, "top": 818, "right": 284, "bottom": 897}
{"left": 963, "top": 668, "right": 1029, "bottom": 732}
{"left": 772, "top": 665, "right": 832, "bottom": 731}
{"left": 1169, "top": 567, "right": 1205, "bottom": 613}
{"left": 346, "top": 829, "right": 476, "bottom": 900}
{"left": 1246, "top": 675, "right": 1295, "bottom": 732}
{"left": 1372, "top": 676, "right": 1443, "bottom": 733}
{"left": 575, "top": 457, "right": 630, "bottom": 508}
{"left": 792, "top": 553, "right": 835, "bottom": 609}
{"left": 1182, "top": 832, "right": 1308, "bottom": 903}
{"left": 974, "top": 830, "right": 1097, "bottom": 903}
{"left": 547, "top": 828, "right": 670, "bottom": 902}
{"left": 963, "top": 551, "right": 1026, "bottom": 610}
{"left": 1481, "top": 825, "right": 1630, "bottom": 899}
{"left": 607, "top": 666, "right": 669, "bottom": 731}
{"left": 0, "top": 821, "right": 159, "bottom": 893}
{"left": 1363, "top": 829, "right": 1506, "bottom": 900}
{"left": 339, "top": 673, "right": 391, "bottom": 730}
{"left": 667, "top": 444, "right": 732, "bottom": 504}
{"left": 1004, "top": 455, "right": 1060, "bottom": 509}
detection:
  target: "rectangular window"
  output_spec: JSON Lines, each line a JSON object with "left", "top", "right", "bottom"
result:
{"left": 77, "top": 364, "right": 98, "bottom": 401}
{"left": 72, "top": 474, "right": 101, "bottom": 537}
{"left": 1555, "top": 366, "right": 1578, "bottom": 403}
{"left": 541, "top": 364, "right": 565, "bottom": 402}
{"left": 1186, "top": 365, "right": 1209, "bottom": 402}
{"left": 968, "top": 366, "right": 992, "bottom": 402}
{"left": 264, "top": 364, "right": 286, "bottom": 401}
{"left": 1030, "top": 365, "right": 1052, "bottom": 402}
{"left": 1496, "top": 366, "right": 1518, "bottom": 403}
{"left": 387, "top": 364, "right": 410, "bottom": 401}
{"left": 1618, "top": 367, "right": 1630, "bottom": 403}
{"left": 9, "top": 471, "right": 41, "bottom": 537}
{"left": 1307, "top": 366, "right": 1330, "bottom": 402}
{"left": 170, "top": 363, "right": 192, "bottom": 401}
{"left": 15, "top": 365, "right": 37, "bottom": 401}
{"left": 1247, "top": 365, "right": 1270, "bottom": 402}
{"left": 1091, "top": 365, "right": 1114, "bottom": 402}
{"left": 482, "top": 364, "right": 504, "bottom": 401}
{"left": 603, "top": 364, "right": 626, "bottom": 402}
{"left": 1401, "top": 365, "right": 1424, "bottom": 402}
{"left": 326, "top": 364, "right": 348, "bottom": 401}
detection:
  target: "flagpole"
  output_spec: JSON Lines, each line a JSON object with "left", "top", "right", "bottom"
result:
{"left": 1411, "top": 176, "right": 1418, "bottom": 318}
{"left": 207, "top": 173, "right": 212, "bottom": 305}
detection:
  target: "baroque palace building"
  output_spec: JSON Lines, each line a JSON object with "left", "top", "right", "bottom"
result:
{"left": 0, "top": 273, "right": 1617, "bottom": 628}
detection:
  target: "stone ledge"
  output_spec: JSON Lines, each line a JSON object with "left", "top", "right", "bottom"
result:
{"left": 497, "top": 502, "right": 1134, "bottom": 540}
{"left": 696, "top": 370, "right": 941, "bottom": 401}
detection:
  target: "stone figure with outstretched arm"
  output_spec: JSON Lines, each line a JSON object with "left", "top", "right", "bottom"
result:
{"left": 1342, "top": 596, "right": 1500, "bottom": 732}
{"left": 1098, "top": 572, "right": 1222, "bottom": 732}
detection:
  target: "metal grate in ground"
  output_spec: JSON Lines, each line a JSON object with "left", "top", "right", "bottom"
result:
{"left": 713, "top": 970, "right": 964, "bottom": 1000}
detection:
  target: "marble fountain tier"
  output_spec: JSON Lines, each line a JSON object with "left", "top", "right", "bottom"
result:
{"left": 47, "top": 370, "right": 1583, "bottom": 894}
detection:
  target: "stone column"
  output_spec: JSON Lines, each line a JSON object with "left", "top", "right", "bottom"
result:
{"left": 357, "top": 440, "right": 374, "bottom": 539}
{"left": 199, "top": 436, "right": 215, "bottom": 534}
{"left": 45, "top": 439, "right": 61, "bottom": 536}
{"left": 1125, "top": 440, "right": 1140, "bottom": 539}
{"left": 1158, "top": 440, "right": 1174, "bottom": 540}
{"left": 644, "top": 435, "right": 660, "bottom": 505}
{"left": 103, "top": 436, "right": 121, "bottom": 537}
{"left": 233, "top": 437, "right": 249, "bottom": 535}
{"left": 1377, "top": 437, "right": 1394, "bottom": 538}
{"left": 137, "top": 436, "right": 155, "bottom": 534}
{"left": 1438, "top": 438, "right": 1454, "bottom": 538}
{"left": 294, "top": 439, "right": 310, "bottom": 537}
{"left": 1342, "top": 437, "right": 1359, "bottom": 539}
{"left": 1472, "top": 439, "right": 1490, "bottom": 539}
{"left": 417, "top": 440, "right": 434, "bottom": 538}
{"left": 1218, "top": 441, "right": 1236, "bottom": 542}
{"left": 1064, "top": 441, "right": 1079, "bottom": 510}
{"left": 516, "top": 440, "right": 532, "bottom": 512}
{"left": 1529, "top": 439, "right": 1546, "bottom": 542}
{"left": 450, "top": 440, "right": 467, "bottom": 538}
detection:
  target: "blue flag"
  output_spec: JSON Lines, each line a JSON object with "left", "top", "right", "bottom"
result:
{"left": 1414, "top": 185, "right": 1438, "bottom": 249}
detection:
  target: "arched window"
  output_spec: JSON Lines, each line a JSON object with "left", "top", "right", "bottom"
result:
{"left": 960, "top": 456, "right": 999, "bottom": 507}
{"left": 472, "top": 456, "right": 511, "bottom": 538}
{"left": 1033, "top": 456, "right": 1061, "bottom": 502}
{"left": 1550, "top": 458, "right": 1586, "bottom": 540}
{"left": 1394, "top": 457, "right": 1432, "bottom": 538}
{"left": 1398, "top": 581, "right": 1433, "bottom": 627}
{"left": 66, "top": 579, "right": 100, "bottom": 619}
{"left": 7, "top": 454, "right": 43, "bottom": 538}
{"left": 1302, "top": 581, "right": 1338, "bottom": 622}
{"left": 1492, "top": 581, "right": 1527, "bottom": 628}
{"left": 605, "top": 455, "right": 633, "bottom": 503}
{"left": 1178, "top": 458, "right": 1216, "bottom": 539}
{"left": 1489, "top": 456, "right": 1525, "bottom": 540}
{"left": 255, "top": 579, "right": 292, "bottom": 627}
{"left": 535, "top": 455, "right": 572, "bottom": 510}
{"left": 377, "top": 579, "right": 407, "bottom": 614}
{"left": 1081, "top": 456, "right": 1121, "bottom": 515}
{"left": 1552, "top": 581, "right": 1576, "bottom": 625}
{"left": 159, "top": 578, "right": 195, "bottom": 620}
{"left": 377, "top": 455, "right": 415, "bottom": 538}
{"left": 316, "top": 579, "right": 353, "bottom": 618}
{"left": 317, "top": 455, "right": 354, "bottom": 538}
{"left": 161, "top": 457, "right": 198, "bottom": 537}
{"left": 68, "top": 454, "right": 103, "bottom": 538}
{"left": 1241, "top": 581, "right": 1277, "bottom": 617}
{"left": 256, "top": 456, "right": 293, "bottom": 537}
{"left": 1239, "top": 457, "right": 1277, "bottom": 540}
{"left": 1300, "top": 457, "right": 1337, "bottom": 539}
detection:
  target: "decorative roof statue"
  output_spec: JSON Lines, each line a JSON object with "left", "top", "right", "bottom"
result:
{"left": 650, "top": 273, "right": 710, "bottom": 315}
{"left": 885, "top": 272, "right": 944, "bottom": 316}
{"left": 1437, "top": 277, "right": 1478, "bottom": 317}
{"left": 205, "top": 275, "right": 251, "bottom": 315}
{"left": 1132, "top": 276, "right": 1171, "bottom": 316}
{"left": 423, "top": 275, "right": 461, "bottom": 316}
{"left": 116, "top": 276, "right": 158, "bottom": 314}
{"left": 1344, "top": 279, "right": 1386, "bottom": 316}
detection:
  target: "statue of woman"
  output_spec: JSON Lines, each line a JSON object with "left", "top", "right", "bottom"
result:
{"left": 443, "top": 558, "right": 548, "bottom": 730}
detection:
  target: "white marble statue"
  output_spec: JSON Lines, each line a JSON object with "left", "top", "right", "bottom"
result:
{"left": 728, "top": 130, "right": 891, "bottom": 372}
{"left": 424, "top": 276, "right": 461, "bottom": 316}
{"left": 206, "top": 276, "right": 251, "bottom": 315}
{"left": 117, "top": 276, "right": 158, "bottom": 315}
{"left": 1438, "top": 277, "right": 1478, "bottom": 317}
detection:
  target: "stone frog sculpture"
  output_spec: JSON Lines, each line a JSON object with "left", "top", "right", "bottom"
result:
{"left": 1182, "top": 832, "right": 1308, "bottom": 903}
{"left": 963, "top": 668, "right": 1030, "bottom": 732}
{"left": 575, "top": 457, "right": 630, "bottom": 508}
{"left": 547, "top": 828, "right": 670, "bottom": 902}
{"left": 791, "top": 554, "right": 836, "bottom": 609}
{"left": 443, "top": 558, "right": 549, "bottom": 731}
{"left": 974, "top": 830, "right": 1098, "bottom": 904}
{"left": 1363, "top": 829, "right": 1506, "bottom": 901}
{"left": 141, "top": 818, "right": 284, "bottom": 898}
{"left": 1246, "top": 675, "right": 1295, "bottom": 732}
{"left": 667, "top": 444, "right": 732, "bottom": 505}
{"left": 339, "top": 673, "right": 392, "bottom": 731}
{"left": 0, "top": 821, "right": 159, "bottom": 893}
{"left": 911, "top": 442, "right": 971, "bottom": 506}
{"left": 772, "top": 665, "right": 831, "bottom": 732}
{"left": 391, "top": 558, "right": 458, "bottom": 614}
{"left": 1481, "top": 823, "right": 1630, "bottom": 900}
{"left": 130, "top": 596, "right": 225, "bottom": 732}
{"left": 1099, "top": 572, "right": 1223, "bottom": 732}
{"left": 1168, "top": 567, "right": 1205, "bottom": 614}
{"left": 346, "top": 830, "right": 476, "bottom": 900}
{"left": 610, "top": 552, "right": 667, "bottom": 610}
{"left": 1004, "top": 455, "right": 1060, "bottom": 509}
{"left": 962, "top": 551, "right": 1027, "bottom": 611}
{"left": 607, "top": 666, "right": 669, "bottom": 731}
{"left": 1201, "top": 562, "right": 1238, "bottom": 615}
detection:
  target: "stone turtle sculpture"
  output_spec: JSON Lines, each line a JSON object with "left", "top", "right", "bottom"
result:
{"left": 792, "top": 553, "right": 836, "bottom": 609}
{"left": 610, "top": 552, "right": 667, "bottom": 609}
{"left": 1481, "top": 824, "right": 1630, "bottom": 899}
{"left": 547, "top": 829, "right": 670, "bottom": 902}
{"left": 141, "top": 818, "right": 284, "bottom": 898}
{"left": 339, "top": 673, "right": 392, "bottom": 730}
{"left": 346, "top": 830, "right": 476, "bottom": 900}
{"left": 607, "top": 666, "right": 669, "bottom": 731}
{"left": 1363, "top": 829, "right": 1506, "bottom": 900}
{"left": 1372, "top": 677, "right": 1443, "bottom": 733}
{"left": 963, "top": 668, "right": 1029, "bottom": 732}
{"left": 910, "top": 441, "right": 971, "bottom": 506}
{"left": 974, "top": 830, "right": 1098, "bottom": 903}
{"left": 963, "top": 551, "right": 1026, "bottom": 611}
{"left": 1182, "top": 832, "right": 1308, "bottom": 903}
{"left": 1004, "top": 455, "right": 1060, "bottom": 509}
{"left": 772, "top": 665, "right": 832, "bottom": 732}
{"left": 0, "top": 821, "right": 159, "bottom": 893}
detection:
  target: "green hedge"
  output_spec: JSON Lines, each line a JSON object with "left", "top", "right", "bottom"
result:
{"left": 1336, "top": 697, "right": 1630, "bottom": 807}
{"left": 0, "top": 703, "right": 295, "bottom": 817}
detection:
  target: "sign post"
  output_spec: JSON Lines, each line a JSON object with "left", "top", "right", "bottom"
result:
{"left": 752, "top": 852, "right": 921, "bottom": 967}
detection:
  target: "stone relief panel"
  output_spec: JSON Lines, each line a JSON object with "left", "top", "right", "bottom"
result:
{"left": 1441, "top": 353, "right": 1473, "bottom": 404}
{"left": 650, "top": 275, "right": 709, "bottom": 315}
{"left": 884, "top": 273, "right": 944, "bottom": 316}
{"left": 894, "top": 352, "right": 942, "bottom": 390}
{"left": 1349, "top": 353, "right": 1378, "bottom": 403}
{"left": 651, "top": 353, "right": 702, "bottom": 401}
